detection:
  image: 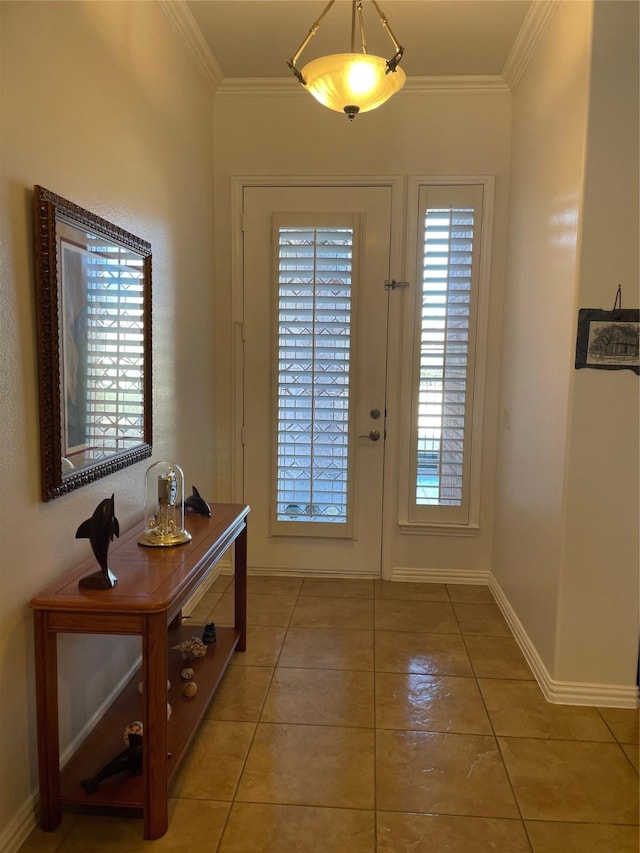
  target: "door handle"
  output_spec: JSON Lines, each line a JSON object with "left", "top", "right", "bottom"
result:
{"left": 359, "top": 429, "right": 381, "bottom": 442}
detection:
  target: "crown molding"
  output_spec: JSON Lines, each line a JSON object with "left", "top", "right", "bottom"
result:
{"left": 157, "top": 0, "right": 223, "bottom": 93}
{"left": 502, "top": 0, "right": 560, "bottom": 90}
{"left": 159, "top": 0, "right": 544, "bottom": 98}
{"left": 405, "top": 76, "right": 509, "bottom": 94}
{"left": 216, "top": 75, "right": 509, "bottom": 97}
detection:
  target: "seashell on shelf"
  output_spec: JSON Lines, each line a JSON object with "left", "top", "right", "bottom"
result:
{"left": 182, "top": 681, "right": 198, "bottom": 698}
{"left": 172, "top": 636, "right": 207, "bottom": 660}
{"left": 180, "top": 667, "right": 194, "bottom": 681}
{"left": 123, "top": 721, "right": 144, "bottom": 746}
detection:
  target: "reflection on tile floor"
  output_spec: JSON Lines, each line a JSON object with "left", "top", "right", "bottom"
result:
{"left": 21, "top": 578, "right": 639, "bottom": 853}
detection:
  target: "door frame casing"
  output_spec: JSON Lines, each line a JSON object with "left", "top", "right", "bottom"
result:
{"left": 394, "top": 175, "right": 496, "bottom": 533}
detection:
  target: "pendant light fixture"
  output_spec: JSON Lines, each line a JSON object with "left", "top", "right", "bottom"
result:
{"left": 288, "top": 0, "right": 406, "bottom": 120}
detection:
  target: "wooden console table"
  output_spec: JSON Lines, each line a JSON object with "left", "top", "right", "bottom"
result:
{"left": 30, "top": 503, "right": 249, "bottom": 840}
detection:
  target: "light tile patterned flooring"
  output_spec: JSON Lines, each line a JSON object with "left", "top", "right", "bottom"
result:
{"left": 22, "top": 576, "right": 639, "bottom": 852}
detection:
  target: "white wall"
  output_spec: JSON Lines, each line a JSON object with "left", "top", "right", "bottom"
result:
{"left": 494, "top": 0, "right": 639, "bottom": 698}
{"left": 557, "top": 0, "right": 639, "bottom": 688}
{"left": 212, "top": 86, "right": 512, "bottom": 576}
{"left": 493, "top": 0, "right": 592, "bottom": 676}
{"left": 0, "top": 1, "right": 215, "bottom": 844}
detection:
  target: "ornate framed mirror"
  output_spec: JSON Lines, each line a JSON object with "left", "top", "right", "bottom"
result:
{"left": 34, "top": 186, "right": 152, "bottom": 500}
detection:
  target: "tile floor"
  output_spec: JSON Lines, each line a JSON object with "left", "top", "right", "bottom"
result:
{"left": 22, "top": 576, "right": 639, "bottom": 852}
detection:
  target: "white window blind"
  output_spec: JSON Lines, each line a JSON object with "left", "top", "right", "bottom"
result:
{"left": 406, "top": 183, "right": 485, "bottom": 527}
{"left": 417, "top": 207, "right": 474, "bottom": 506}
{"left": 275, "top": 226, "right": 354, "bottom": 524}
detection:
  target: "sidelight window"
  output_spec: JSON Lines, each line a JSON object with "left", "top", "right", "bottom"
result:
{"left": 403, "top": 182, "right": 490, "bottom": 529}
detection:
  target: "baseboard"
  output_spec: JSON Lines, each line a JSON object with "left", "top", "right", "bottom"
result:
{"left": 540, "top": 679, "right": 639, "bottom": 708}
{"left": 0, "top": 793, "right": 39, "bottom": 853}
{"left": 216, "top": 565, "right": 488, "bottom": 583}
{"left": 389, "top": 566, "right": 491, "bottom": 584}
{"left": 489, "top": 574, "right": 640, "bottom": 709}
{"left": 246, "top": 566, "right": 379, "bottom": 579}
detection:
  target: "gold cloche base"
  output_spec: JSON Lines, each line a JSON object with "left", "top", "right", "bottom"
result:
{"left": 138, "top": 529, "right": 192, "bottom": 547}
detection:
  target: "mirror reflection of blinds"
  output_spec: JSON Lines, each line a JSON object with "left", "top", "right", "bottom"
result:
{"left": 417, "top": 208, "right": 474, "bottom": 506}
{"left": 85, "top": 240, "right": 145, "bottom": 455}
{"left": 276, "top": 227, "right": 353, "bottom": 523}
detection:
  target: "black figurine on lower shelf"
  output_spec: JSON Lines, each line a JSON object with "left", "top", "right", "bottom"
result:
{"left": 81, "top": 733, "right": 143, "bottom": 794}
{"left": 203, "top": 622, "right": 216, "bottom": 644}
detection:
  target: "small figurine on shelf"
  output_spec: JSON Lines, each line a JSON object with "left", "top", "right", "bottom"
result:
{"left": 184, "top": 485, "right": 211, "bottom": 517}
{"left": 76, "top": 495, "right": 120, "bottom": 590}
{"left": 81, "top": 722, "right": 143, "bottom": 794}
{"left": 202, "top": 622, "right": 217, "bottom": 645}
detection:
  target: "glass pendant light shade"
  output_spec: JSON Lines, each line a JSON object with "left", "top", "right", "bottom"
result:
{"left": 301, "top": 53, "right": 406, "bottom": 116}
{"left": 288, "top": 0, "right": 406, "bottom": 120}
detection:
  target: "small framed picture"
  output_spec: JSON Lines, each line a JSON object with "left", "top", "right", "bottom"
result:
{"left": 575, "top": 308, "right": 639, "bottom": 374}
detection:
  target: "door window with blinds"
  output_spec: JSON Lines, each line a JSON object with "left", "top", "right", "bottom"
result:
{"left": 271, "top": 214, "right": 360, "bottom": 537}
{"left": 404, "top": 183, "right": 487, "bottom": 528}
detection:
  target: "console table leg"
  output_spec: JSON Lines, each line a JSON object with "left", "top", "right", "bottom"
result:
{"left": 234, "top": 521, "right": 247, "bottom": 652}
{"left": 142, "top": 612, "right": 169, "bottom": 840}
{"left": 33, "top": 612, "right": 62, "bottom": 831}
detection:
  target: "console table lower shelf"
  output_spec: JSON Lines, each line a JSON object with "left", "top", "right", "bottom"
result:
{"left": 58, "top": 625, "right": 240, "bottom": 809}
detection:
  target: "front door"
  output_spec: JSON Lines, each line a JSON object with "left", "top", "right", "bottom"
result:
{"left": 241, "top": 184, "right": 397, "bottom": 575}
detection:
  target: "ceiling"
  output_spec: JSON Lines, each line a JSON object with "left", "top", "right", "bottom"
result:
{"left": 186, "top": 0, "right": 534, "bottom": 80}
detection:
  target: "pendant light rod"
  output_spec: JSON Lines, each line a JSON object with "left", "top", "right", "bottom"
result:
{"left": 371, "top": 0, "right": 402, "bottom": 55}
{"left": 351, "top": 0, "right": 357, "bottom": 53}
{"left": 289, "top": 0, "right": 336, "bottom": 78}
{"left": 356, "top": 0, "right": 368, "bottom": 54}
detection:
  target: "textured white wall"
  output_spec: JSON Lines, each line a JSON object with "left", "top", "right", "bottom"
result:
{"left": 0, "top": 0, "right": 215, "bottom": 841}
{"left": 495, "top": 0, "right": 639, "bottom": 693}
{"left": 558, "top": 0, "right": 639, "bottom": 687}
{"left": 493, "top": 0, "right": 592, "bottom": 675}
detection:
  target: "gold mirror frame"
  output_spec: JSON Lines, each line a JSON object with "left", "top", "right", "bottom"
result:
{"left": 34, "top": 186, "right": 152, "bottom": 501}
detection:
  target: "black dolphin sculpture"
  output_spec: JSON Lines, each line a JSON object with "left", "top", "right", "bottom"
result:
{"left": 184, "top": 485, "right": 211, "bottom": 517}
{"left": 81, "top": 733, "right": 143, "bottom": 794}
{"left": 76, "top": 494, "right": 120, "bottom": 589}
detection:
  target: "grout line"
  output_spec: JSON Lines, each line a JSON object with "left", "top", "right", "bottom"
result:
{"left": 480, "top": 703, "right": 533, "bottom": 851}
